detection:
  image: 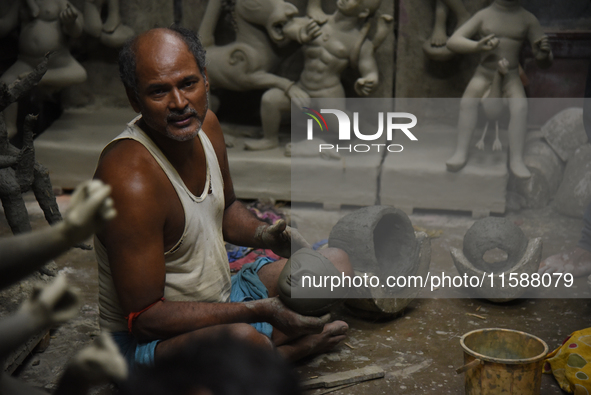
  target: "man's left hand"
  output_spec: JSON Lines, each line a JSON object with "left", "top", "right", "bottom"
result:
{"left": 256, "top": 219, "right": 311, "bottom": 258}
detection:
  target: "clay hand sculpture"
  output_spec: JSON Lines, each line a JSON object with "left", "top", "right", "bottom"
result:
{"left": 0, "top": 179, "right": 115, "bottom": 290}
{"left": 0, "top": 0, "right": 87, "bottom": 139}
{"left": 249, "top": 0, "right": 392, "bottom": 152}
{"left": 54, "top": 333, "right": 128, "bottom": 395}
{"left": 445, "top": 0, "right": 553, "bottom": 179}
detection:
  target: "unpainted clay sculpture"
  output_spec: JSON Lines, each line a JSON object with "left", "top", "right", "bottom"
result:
{"left": 199, "top": 0, "right": 319, "bottom": 96}
{"left": 0, "top": 0, "right": 87, "bottom": 139}
{"left": 0, "top": 179, "right": 117, "bottom": 394}
{"left": 423, "top": 0, "right": 470, "bottom": 61}
{"left": 84, "top": 0, "right": 134, "bottom": 48}
{"left": 53, "top": 333, "right": 128, "bottom": 395}
{"left": 248, "top": 0, "right": 393, "bottom": 151}
{"left": 450, "top": 217, "right": 542, "bottom": 301}
{"left": 445, "top": 0, "right": 553, "bottom": 179}
{"left": 0, "top": 55, "right": 67, "bottom": 250}
{"left": 0, "top": 179, "right": 115, "bottom": 289}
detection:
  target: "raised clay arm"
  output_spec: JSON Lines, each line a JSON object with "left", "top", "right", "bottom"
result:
{"left": 447, "top": 12, "right": 499, "bottom": 54}
{"left": 0, "top": 274, "right": 79, "bottom": 360}
{"left": 0, "top": 180, "right": 115, "bottom": 290}
{"left": 527, "top": 13, "right": 553, "bottom": 69}
{"left": 60, "top": 2, "right": 84, "bottom": 38}
{"left": 354, "top": 40, "right": 379, "bottom": 97}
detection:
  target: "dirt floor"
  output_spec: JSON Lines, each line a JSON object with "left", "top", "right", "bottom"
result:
{"left": 2, "top": 192, "right": 589, "bottom": 394}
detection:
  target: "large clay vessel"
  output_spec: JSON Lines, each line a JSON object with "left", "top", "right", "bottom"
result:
{"left": 329, "top": 206, "right": 431, "bottom": 318}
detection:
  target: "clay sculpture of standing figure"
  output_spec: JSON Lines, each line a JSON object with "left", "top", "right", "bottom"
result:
{"left": 0, "top": 0, "right": 87, "bottom": 139}
{"left": 445, "top": 0, "right": 552, "bottom": 179}
{"left": 247, "top": 0, "right": 391, "bottom": 151}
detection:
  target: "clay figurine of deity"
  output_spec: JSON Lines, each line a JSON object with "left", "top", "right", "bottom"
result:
{"left": 0, "top": 0, "right": 87, "bottom": 139}
{"left": 247, "top": 0, "right": 393, "bottom": 151}
{"left": 445, "top": 0, "right": 552, "bottom": 179}
{"left": 199, "top": 0, "right": 321, "bottom": 98}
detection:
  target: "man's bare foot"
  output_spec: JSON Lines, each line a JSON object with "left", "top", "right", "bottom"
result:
{"left": 446, "top": 150, "right": 468, "bottom": 172}
{"left": 538, "top": 247, "right": 591, "bottom": 277}
{"left": 244, "top": 137, "right": 279, "bottom": 151}
{"left": 277, "top": 320, "right": 349, "bottom": 362}
{"left": 509, "top": 158, "right": 531, "bottom": 179}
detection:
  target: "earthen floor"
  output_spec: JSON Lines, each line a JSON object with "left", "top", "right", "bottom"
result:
{"left": 2, "top": 193, "right": 588, "bottom": 394}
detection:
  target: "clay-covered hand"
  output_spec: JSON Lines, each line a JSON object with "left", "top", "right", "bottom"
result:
{"left": 263, "top": 297, "right": 330, "bottom": 338}
{"left": 298, "top": 19, "right": 322, "bottom": 44}
{"left": 286, "top": 84, "right": 311, "bottom": 108}
{"left": 68, "top": 333, "right": 128, "bottom": 383}
{"left": 476, "top": 34, "right": 499, "bottom": 52}
{"left": 63, "top": 179, "right": 116, "bottom": 245}
{"left": 59, "top": 4, "right": 79, "bottom": 27}
{"left": 255, "top": 219, "right": 311, "bottom": 258}
{"left": 20, "top": 274, "right": 80, "bottom": 326}
{"left": 354, "top": 76, "right": 377, "bottom": 96}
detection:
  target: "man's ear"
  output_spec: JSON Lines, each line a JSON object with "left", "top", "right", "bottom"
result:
{"left": 203, "top": 67, "right": 210, "bottom": 93}
{"left": 125, "top": 87, "right": 141, "bottom": 113}
{"left": 359, "top": 8, "right": 370, "bottom": 19}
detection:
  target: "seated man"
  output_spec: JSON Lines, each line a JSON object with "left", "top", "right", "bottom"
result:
{"left": 94, "top": 26, "right": 349, "bottom": 366}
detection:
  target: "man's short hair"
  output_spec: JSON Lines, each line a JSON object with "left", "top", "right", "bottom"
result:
{"left": 118, "top": 26, "right": 207, "bottom": 95}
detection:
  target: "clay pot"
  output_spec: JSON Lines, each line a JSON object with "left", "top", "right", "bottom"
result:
{"left": 451, "top": 217, "right": 542, "bottom": 302}
{"left": 328, "top": 206, "right": 431, "bottom": 318}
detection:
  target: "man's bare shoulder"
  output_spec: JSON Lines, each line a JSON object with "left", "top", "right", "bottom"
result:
{"left": 201, "top": 109, "right": 231, "bottom": 169}
{"left": 95, "top": 138, "right": 170, "bottom": 205}
{"left": 201, "top": 110, "right": 226, "bottom": 152}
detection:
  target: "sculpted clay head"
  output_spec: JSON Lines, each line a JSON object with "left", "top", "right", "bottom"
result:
{"left": 234, "top": 0, "right": 298, "bottom": 43}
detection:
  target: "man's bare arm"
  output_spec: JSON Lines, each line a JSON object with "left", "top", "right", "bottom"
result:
{"left": 203, "top": 110, "right": 310, "bottom": 255}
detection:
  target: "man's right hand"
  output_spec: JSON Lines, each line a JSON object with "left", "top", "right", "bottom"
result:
{"left": 258, "top": 297, "right": 330, "bottom": 338}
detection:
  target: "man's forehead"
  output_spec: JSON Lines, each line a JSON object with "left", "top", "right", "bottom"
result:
{"left": 135, "top": 29, "right": 188, "bottom": 57}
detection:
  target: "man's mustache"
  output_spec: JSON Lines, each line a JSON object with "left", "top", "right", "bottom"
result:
{"left": 167, "top": 107, "right": 198, "bottom": 122}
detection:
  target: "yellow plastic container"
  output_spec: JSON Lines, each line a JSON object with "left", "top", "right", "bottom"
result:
{"left": 456, "top": 328, "right": 549, "bottom": 394}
